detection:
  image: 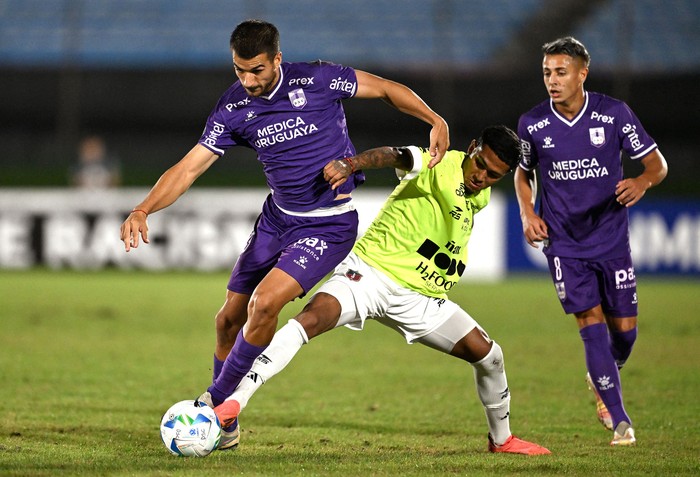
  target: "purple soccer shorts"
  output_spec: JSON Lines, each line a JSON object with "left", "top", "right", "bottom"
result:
{"left": 227, "top": 194, "right": 359, "bottom": 295}
{"left": 546, "top": 254, "right": 638, "bottom": 318}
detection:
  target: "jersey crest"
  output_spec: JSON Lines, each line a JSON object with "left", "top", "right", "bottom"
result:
{"left": 288, "top": 88, "right": 307, "bottom": 109}
{"left": 589, "top": 127, "right": 606, "bottom": 147}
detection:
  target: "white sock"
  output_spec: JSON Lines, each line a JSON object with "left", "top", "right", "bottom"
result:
{"left": 471, "top": 341, "right": 511, "bottom": 445}
{"left": 229, "top": 319, "right": 309, "bottom": 411}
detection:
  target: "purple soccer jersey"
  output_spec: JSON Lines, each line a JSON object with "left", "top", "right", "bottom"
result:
{"left": 518, "top": 91, "right": 658, "bottom": 260}
{"left": 199, "top": 60, "right": 366, "bottom": 212}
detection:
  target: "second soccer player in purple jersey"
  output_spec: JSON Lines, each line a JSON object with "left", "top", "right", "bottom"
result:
{"left": 514, "top": 36, "right": 668, "bottom": 447}
{"left": 120, "top": 19, "right": 449, "bottom": 449}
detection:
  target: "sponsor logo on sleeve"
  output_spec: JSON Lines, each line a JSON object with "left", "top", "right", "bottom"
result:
{"left": 329, "top": 76, "right": 356, "bottom": 95}
{"left": 622, "top": 123, "right": 645, "bottom": 152}
{"left": 203, "top": 121, "right": 225, "bottom": 148}
{"left": 520, "top": 139, "right": 532, "bottom": 166}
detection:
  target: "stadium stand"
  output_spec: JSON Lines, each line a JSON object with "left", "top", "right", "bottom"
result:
{"left": 0, "top": 0, "right": 696, "bottom": 71}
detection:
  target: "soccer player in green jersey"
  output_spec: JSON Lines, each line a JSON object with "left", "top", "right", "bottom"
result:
{"left": 203, "top": 125, "right": 550, "bottom": 455}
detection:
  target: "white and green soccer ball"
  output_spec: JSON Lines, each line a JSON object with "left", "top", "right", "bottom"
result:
{"left": 160, "top": 399, "right": 221, "bottom": 457}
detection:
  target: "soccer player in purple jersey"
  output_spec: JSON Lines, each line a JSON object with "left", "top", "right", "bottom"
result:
{"left": 514, "top": 37, "right": 668, "bottom": 446}
{"left": 119, "top": 19, "right": 449, "bottom": 449}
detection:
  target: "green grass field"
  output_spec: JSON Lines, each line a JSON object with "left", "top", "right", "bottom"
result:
{"left": 1, "top": 270, "right": 698, "bottom": 476}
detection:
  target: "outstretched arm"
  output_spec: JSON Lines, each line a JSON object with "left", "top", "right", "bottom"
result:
{"left": 514, "top": 166, "right": 549, "bottom": 249}
{"left": 120, "top": 144, "right": 219, "bottom": 251}
{"left": 324, "top": 146, "right": 414, "bottom": 190}
{"left": 615, "top": 149, "right": 668, "bottom": 207}
{"left": 355, "top": 70, "right": 449, "bottom": 168}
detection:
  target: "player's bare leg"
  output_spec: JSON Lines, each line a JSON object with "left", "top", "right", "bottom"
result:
{"left": 212, "top": 291, "right": 250, "bottom": 380}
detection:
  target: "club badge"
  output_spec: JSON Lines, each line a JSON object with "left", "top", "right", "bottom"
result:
{"left": 555, "top": 281, "right": 566, "bottom": 301}
{"left": 288, "top": 88, "right": 307, "bottom": 109}
{"left": 589, "top": 127, "right": 605, "bottom": 147}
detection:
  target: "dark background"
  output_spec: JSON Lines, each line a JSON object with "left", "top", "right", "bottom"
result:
{"left": 1, "top": 0, "right": 697, "bottom": 197}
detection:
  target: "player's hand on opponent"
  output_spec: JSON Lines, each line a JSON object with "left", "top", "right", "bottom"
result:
{"left": 427, "top": 117, "right": 450, "bottom": 169}
{"left": 615, "top": 177, "right": 649, "bottom": 208}
{"left": 522, "top": 212, "right": 549, "bottom": 249}
{"left": 120, "top": 210, "right": 150, "bottom": 252}
{"left": 323, "top": 158, "right": 354, "bottom": 190}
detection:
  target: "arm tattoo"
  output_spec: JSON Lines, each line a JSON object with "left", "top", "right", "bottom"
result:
{"left": 352, "top": 146, "right": 413, "bottom": 171}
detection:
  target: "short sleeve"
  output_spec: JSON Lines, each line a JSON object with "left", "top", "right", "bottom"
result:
{"left": 617, "top": 102, "right": 657, "bottom": 160}
{"left": 517, "top": 115, "right": 538, "bottom": 171}
{"left": 395, "top": 146, "right": 424, "bottom": 181}
{"left": 317, "top": 61, "right": 358, "bottom": 100}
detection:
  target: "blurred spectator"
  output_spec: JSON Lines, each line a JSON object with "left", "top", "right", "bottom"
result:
{"left": 69, "top": 135, "right": 122, "bottom": 188}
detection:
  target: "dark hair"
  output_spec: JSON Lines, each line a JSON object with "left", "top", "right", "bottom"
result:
{"left": 478, "top": 125, "right": 521, "bottom": 171}
{"left": 229, "top": 19, "right": 280, "bottom": 60}
{"left": 542, "top": 36, "right": 591, "bottom": 67}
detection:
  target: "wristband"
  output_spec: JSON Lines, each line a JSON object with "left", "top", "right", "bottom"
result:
{"left": 343, "top": 157, "right": 355, "bottom": 173}
{"left": 131, "top": 209, "right": 148, "bottom": 216}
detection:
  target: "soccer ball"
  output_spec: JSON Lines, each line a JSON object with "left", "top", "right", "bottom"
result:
{"left": 160, "top": 399, "right": 221, "bottom": 457}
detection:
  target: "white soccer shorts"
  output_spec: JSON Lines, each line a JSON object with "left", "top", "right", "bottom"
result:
{"left": 314, "top": 252, "right": 482, "bottom": 353}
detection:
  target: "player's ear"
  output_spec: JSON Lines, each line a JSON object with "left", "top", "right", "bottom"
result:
{"left": 466, "top": 139, "right": 477, "bottom": 155}
{"left": 579, "top": 64, "right": 589, "bottom": 83}
{"left": 273, "top": 51, "right": 282, "bottom": 68}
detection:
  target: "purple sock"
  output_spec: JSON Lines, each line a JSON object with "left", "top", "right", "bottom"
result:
{"left": 212, "top": 355, "right": 224, "bottom": 382}
{"left": 610, "top": 327, "right": 637, "bottom": 370}
{"left": 579, "top": 323, "right": 631, "bottom": 427}
{"left": 208, "top": 330, "right": 267, "bottom": 406}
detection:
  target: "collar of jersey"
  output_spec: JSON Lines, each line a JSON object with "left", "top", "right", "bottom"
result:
{"left": 549, "top": 90, "right": 588, "bottom": 128}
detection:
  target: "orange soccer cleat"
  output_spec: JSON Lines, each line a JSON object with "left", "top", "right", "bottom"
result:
{"left": 488, "top": 435, "right": 551, "bottom": 455}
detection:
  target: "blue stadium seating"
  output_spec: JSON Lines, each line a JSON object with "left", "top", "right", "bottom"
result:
{"left": 0, "top": 0, "right": 697, "bottom": 71}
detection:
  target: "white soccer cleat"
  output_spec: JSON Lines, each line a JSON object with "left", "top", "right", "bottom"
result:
{"left": 217, "top": 419, "right": 240, "bottom": 450}
{"left": 610, "top": 422, "right": 636, "bottom": 446}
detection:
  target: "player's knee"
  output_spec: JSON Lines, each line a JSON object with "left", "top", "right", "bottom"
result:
{"left": 452, "top": 327, "right": 492, "bottom": 363}
{"left": 294, "top": 313, "right": 329, "bottom": 340}
{"left": 295, "top": 295, "right": 342, "bottom": 339}
{"left": 247, "top": 291, "right": 283, "bottom": 328}
{"left": 472, "top": 341, "right": 505, "bottom": 374}
{"left": 216, "top": 293, "right": 249, "bottom": 328}
{"left": 215, "top": 307, "right": 241, "bottom": 336}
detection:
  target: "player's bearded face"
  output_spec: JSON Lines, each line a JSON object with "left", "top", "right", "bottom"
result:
{"left": 233, "top": 51, "right": 282, "bottom": 97}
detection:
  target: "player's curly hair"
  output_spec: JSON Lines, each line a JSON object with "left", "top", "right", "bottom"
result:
{"left": 542, "top": 36, "right": 591, "bottom": 67}
{"left": 478, "top": 125, "right": 521, "bottom": 172}
{"left": 230, "top": 19, "right": 280, "bottom": 60}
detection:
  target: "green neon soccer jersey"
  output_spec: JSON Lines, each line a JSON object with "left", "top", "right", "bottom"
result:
{"left": 354, "top": 147, "right": 490, "bottom": 298}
